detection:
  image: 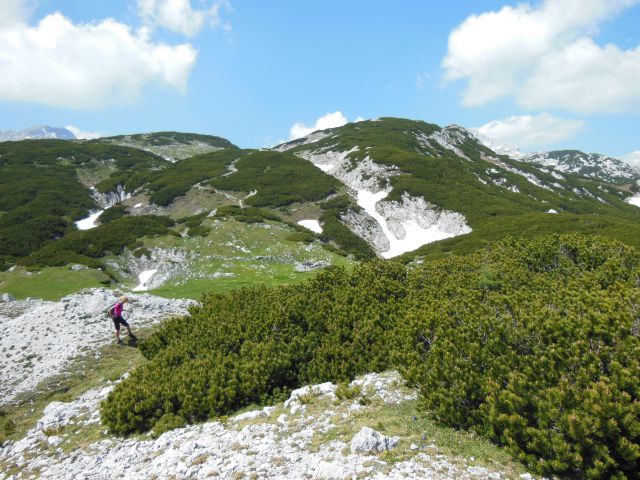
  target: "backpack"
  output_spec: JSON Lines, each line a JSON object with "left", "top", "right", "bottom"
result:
{"left": 107, "top": 304, "right": 116, "bottom": 319}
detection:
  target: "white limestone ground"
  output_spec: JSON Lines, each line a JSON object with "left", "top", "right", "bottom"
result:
{"left": 74, "top": 210, "right": 104, "bottom": 230}
{"left": 0, "top": 289, "right": 194, "bottom": 405}
{"left": 298, "top": 219, "right": 323, "bottom": 234}
{"left": 0, "top": 372, "right": 536, "bottom": 480}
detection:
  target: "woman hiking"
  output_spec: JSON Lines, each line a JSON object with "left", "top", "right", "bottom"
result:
{"left": 109, "top": 296, "right": 137, "bottom": 344}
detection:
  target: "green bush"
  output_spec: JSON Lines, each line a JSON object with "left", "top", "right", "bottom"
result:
{"left": 22, "top": 215, "right": 174, "bottom": 268}
{"left": 214, "top": 205, "right": 281, "bottom": 223}
{"left": 97, "top": 205, "right": 128, "bottom": 224}
{"left": 101, "top": 234, "right": 640, "bottom": 479}
{"left": 187, "top": 225, "right": 210, "bottom": 237}
{"left": 209, "top": 150, "right": 340, "bottom": 208}
{"left": 285, "top": 231, "right": 316, "bottom": 243}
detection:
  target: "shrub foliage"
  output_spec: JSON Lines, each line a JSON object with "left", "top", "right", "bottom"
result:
{"left": 101, "top": 234, "right": 640, "bottom": 478}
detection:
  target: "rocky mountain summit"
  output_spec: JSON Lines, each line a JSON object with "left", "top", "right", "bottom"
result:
{"left": 519, "top": 150, "right": 640, "bottom": 184}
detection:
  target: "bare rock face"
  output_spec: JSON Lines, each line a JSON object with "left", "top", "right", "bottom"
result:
{"left": 340, "top": 208, "right": 390, "bottom": 252}
{"left": 350, "top": 427, "right": 399, "bottom": 454}
{"left": 92, "top": 184, "right": 131, "bottom": 209}
{"left": 377, "top": 193, "right": 472, "bottom": 238}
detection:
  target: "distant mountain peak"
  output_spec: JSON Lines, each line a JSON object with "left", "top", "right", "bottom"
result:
{"left": 0, "top": 125, "right": 76, "bottom": 141}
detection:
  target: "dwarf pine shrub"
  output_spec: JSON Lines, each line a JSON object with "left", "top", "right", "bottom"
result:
{"left": 101, "top": 234, "right": 640, "bottom": 478}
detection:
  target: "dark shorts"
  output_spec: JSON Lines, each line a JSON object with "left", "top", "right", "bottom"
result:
{"left": 113, "top": 315, "right": 129, "bottom": 330}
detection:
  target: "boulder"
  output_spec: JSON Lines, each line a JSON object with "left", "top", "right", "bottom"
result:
{"left": 1, "top": 293, "right": 15, "bottom": 302}
{"left": 350, "top": 426, "right": 399, "bottom": 454}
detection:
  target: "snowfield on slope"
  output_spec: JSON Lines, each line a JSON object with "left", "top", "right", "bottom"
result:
{"left": 357, "top": 191, "right": 471, "bottom": 258}
{"left": 0, "top": 371, "right": 535, "bottom": 480}
{"left": 297, "top": 146, "right": 472, "bottom": 257}
{"left": 297, "top": 219, "right": 323, "bottom": 234}
{"left": 0, "top": 289, "right": 195, "bottom": 404}
{"left": 627, "top": 193, "right": 640, "bottom": 207}
{"left": 75, "top": 210, "right": 104, "bottom": 230}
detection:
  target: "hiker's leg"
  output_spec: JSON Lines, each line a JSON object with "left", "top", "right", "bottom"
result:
{"left": 115, "top": 327, "right": 120, "bottom": 342}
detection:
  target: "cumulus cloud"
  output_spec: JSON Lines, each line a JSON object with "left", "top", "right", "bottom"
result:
{"left": 138, "top": 0, "right": 230, "bottom": 37}
{"left": 443, "top": 0, "right": 640, "bottom": 113}
{"left": 472, "top": 113, "right": 585, "bottom": 149}
{"left": 0, "top": 0, "right": 30, "bottom": 25}
{"left": 65, "top": 125, "right": 103, "bottom": 140}
{"left": 0, "top": 7, "right": 197, "bottom": 109}
{"left": 289, "top": 111, "right": 350, "bottom": 140}
{"left": 620, "top": 151, "right": 640, "bottom": 171}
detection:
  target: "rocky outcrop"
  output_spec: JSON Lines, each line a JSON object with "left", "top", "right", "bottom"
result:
{"left": 340, "top": 208, "right": 390, "bottom": 252}
{"left": 377, "top": 193, "right": 472, "bottom": 239}
{"left": 350, "top": 427, "right": 399, "bottom": 453}
{"left": 91, "top": 184, "right": 131, "bottom": 209}
{"left": 0, "top": 371, "right": 533, "bottom": 479}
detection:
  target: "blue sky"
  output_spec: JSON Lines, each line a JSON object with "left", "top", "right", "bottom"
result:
{"left": 1, "top": 0, "right": 639, "bottom": 158}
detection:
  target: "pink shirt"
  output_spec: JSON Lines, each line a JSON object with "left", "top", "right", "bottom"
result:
{"left": 113, "top": 302, "right": 124, "bottom": 317}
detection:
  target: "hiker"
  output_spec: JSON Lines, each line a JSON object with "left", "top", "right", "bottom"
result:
{"left": 109, "top": 296, "right": 136, "bottom": 344}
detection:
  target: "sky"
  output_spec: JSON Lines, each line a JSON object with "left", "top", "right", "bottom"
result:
{"left": 1, "top": 0, "right": 639, "bottom": 161}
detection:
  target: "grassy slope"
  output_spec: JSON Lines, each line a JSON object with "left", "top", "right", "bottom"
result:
{"left": 0, "top": 266, "right": 111, "bottom": 301}
{"left": 106, "top": 217, "right": 354, "bottom": 300}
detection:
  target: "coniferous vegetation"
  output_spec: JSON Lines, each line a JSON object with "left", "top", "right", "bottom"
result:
{"left": 209, "top": 150, "right": 340, "bottom": 208}
{"left": 21, "top": 215, "right": 175, "bottom": 268}
{"left": 319, "top": 195, "right": 376, "bottom": 259}
{"left": 101, "top": 234, "right": 640, "bottom": 478}
{"left": 0, "top": 164, "right": 94, "bottom": 265}
{"left": 146, "top": 150, "right": 239, "bottom": 206}
{"left": 97, "top": 205, "right": 129, "bottom": 224}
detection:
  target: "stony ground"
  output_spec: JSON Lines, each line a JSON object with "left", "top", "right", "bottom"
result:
{"left": 0, "top": 289, "right": 195, "bottom": 404}
{"left": 0, "top": 372, "right": 538, "bottom": 480}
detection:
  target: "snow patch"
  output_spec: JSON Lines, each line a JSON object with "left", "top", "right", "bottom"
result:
{"left": 626, "top": 193, "right": 640, "bottom": 207}
{"left": 297, "top": 219, "right": 322, "bottom": 234}
{"left": 133, "top": 269, "right": 158, "bottom": 291}
{"left": 75, "top": 210, "right": 104, "bottom": 230}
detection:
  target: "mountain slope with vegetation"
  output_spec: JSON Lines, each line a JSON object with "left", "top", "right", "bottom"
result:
{"left": 95, "top": 131, "right": 238, "bottom": 161}
{"left": 275, "top": 118, "right": 640, "bottom": 259}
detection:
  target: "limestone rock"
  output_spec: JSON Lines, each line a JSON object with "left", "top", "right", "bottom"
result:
{"left": 1, "top": 293, "right": 15, "bottom": 302}
{"left": 350, "top": 426, "right": 399, "bottom": 454}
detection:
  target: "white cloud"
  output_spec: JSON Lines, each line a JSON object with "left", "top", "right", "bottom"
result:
{"left": 620, "top": 151, "right": 640, "bottom": 171}
{"left": 65, "top": 125, "right": 103, "bottom": 140}
{"left": 289, "top": 111, "right": 350, "bottom": 140}
{"left": 138, "top": 0, "right": 230, "bottom": 37}
{"left": 472, "top": 113, "right": 585, "bottom": 149}
{"left": 0, "top": 8, "right": 197, "bottom": 109}
{"left": 0, "top": 0, "right": 32, "bottom": 25}
{"left": 443, "top": 0, "right": 640, "bottom": 113}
